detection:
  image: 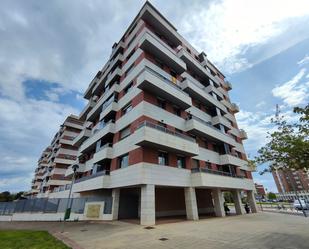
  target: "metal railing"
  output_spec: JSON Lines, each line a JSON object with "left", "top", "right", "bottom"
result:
{"left": 188, "top": 115, "right": 236, "bottom": 140}
{"left": 191, "top": 167, "right": 244, "bottom": 178}
{"left": 75, "top": 170, "right": 110, "bottom": 184}
{"left": 137, "top": 121, "right": 195, "bottom": 142}
{"left": 141, "top": 66, "right": 189, "bottom": 96}
{"left": 0, "top": 196, "right": 112, "bottom": 216}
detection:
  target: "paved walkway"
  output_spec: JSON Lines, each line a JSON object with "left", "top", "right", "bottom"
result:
{"left": 1, "top": 213, "right": 309, "bottom": 249}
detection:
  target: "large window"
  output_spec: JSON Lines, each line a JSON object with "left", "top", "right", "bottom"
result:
{"left": 118, "top": 154, "right": 129, "bottom": 168}
{"left": 158, "top": 151, "right": 168, "bottom": 166}
{"left": 120, "top": 126, "right": 130, "bottom": 140}
{"left": 177, "top": 156, "right": 186, "bottom": 169}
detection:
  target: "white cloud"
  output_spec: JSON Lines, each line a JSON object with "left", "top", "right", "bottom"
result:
{"left": 297, "top": 54, "right": 309, "bottom": 65}
{"left": 256, "top": 101, "right": 266, "bottom": 108}
{"left": 178, "top": 0, "right": 309, "bottom": 73}
{"left": 272, "top": 68, "right": 309, "bottom": 106}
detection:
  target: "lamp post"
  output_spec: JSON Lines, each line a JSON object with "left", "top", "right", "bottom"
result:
{"left": 61, "top": 164, "right": 79, "bottom": 233}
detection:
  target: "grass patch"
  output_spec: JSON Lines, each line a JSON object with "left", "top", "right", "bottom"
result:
{"left": 0, "top": 230, "right": 70, "bottom": 249}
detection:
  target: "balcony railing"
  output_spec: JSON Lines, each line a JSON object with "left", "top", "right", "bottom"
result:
{"left": 140, "top": 66, "right": 189, "bottom": 96}
{"left": 191, "top": 167, "right": 244, "bottom": 178}
{"left": 92, "top": 119, "right": 115, "bottom": 135}
{"left": 75, "top": 170, "right": 110, "bottom": 184}
{"left": 188, "top": 115, "right": 234, "bottom": 138}
{"left": 137, "top": 121, "right": 195, "bottom": 142}
{"left": 97, "top": 143, "right": 113, "bottom": 152}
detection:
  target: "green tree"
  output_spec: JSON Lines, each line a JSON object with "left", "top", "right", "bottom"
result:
{"left": 267, "top": 192, "right": 276, "bottom": 200}
{"left": 255, "top": 104, "right": 309, "bottom": 172}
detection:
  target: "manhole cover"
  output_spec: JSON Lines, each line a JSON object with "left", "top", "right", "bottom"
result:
{"left": 80, "top": 229, "right": 88, "bottom": 232}
{"left": 144, "top": 226, "right": 155, "bottom": 230}
{"left": 159, "top": 238, "right": 168, "bottom": 241}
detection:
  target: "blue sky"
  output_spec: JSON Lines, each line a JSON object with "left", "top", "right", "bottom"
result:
{"left": 0, "top": 0, "right": 309, "bottom": 193}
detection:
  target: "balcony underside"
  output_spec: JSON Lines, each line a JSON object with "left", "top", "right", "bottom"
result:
{"left": 139, "top": 32, "right": 186, "bottom": 74}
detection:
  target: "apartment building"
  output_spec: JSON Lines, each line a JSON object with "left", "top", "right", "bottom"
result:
{"left": 31, "top": 2, "right": 257, "bottom": 225}
{"left": 254, "top": 183, "right": 266, "bottom": 198}
{"left": 272, "top": 169, "right": 309, "bottom": 193}
{"left": 30, "top": 115, "right": 83, "bottom": 198}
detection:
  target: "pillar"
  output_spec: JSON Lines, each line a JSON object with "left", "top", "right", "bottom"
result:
{"left": 247, "top": 190, "right": 258, "bottom": 213}
{"left": 140, "top": 184, "right": 155, "bottom": 226}
{"left": 111, "top": 188, "right": 120, "bottom": 220}
{"left": 212, "top": 189, "right": 225, "bottom": 217}
{"left": 232, "top": 190, "right": 245, "bottom": 215}
{"left": 184, "top": 187, "right": 199, "bottom": 220}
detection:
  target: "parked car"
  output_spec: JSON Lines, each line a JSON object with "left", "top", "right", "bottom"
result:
{"left": 293, "top": 199, "right": 309, "bottom": 210}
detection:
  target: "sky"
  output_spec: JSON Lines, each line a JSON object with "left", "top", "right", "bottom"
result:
{"left": 0, "top": 0, "right": 309, "bottom": 193}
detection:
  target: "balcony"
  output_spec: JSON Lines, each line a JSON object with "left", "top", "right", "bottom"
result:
{"left": 139, "top": 31, "right": 186, "bottom": 74}
{"left": 79, "top": 120, "right": 116, "bottom": 153}
{"left": 99, "top": 99, "right": 118, "bottom": 121}
{"left": 72, "top": 128, "right": 92, "bottom": 147}
{"left": 134, "top": 121, "right": 199, "bottom": 156}
{"left": 212, "top": 115, "right": 232, "bottom": 130}
{"left": 219, "top": 154, "right": 248, "bottom": 169}
{"left": 79, "top": 98, "right": 96, "bottom": 120}
{"left": 92, "top": 144, "right": 113, "bottom": 164}
{"left": 92, "top": 65, "right": 122, "bottom": 96}
{"left": 180, "top": 75, "right": 227, "bottom": 113}
{"left": 87, "top": 85, "right": 119, "bottom": 121}
{"left": 239, "top": 129, "right": 248, "bottom": 140}
{"left": 73, "top": 171, "right": 111, "bottom": 192}
{"left": 136, "top": 67, "right": 192, "bottom": 109}
{"left": 54, "top": 157, "right": 76, "bottom": 165}
{"left": 191, "top": 168, "right": 255, "bottom": 190}
{"left": 230, "top": 103, "right": 239, "bottom": 113}
{"left": 185, "top": 116, "right": 237, "bottom": 147}
{"left": 84, "top": 71, "right": 101, "bottom": 99}
{"left": 222, "top": 80, "right": 232, "bottom": 90}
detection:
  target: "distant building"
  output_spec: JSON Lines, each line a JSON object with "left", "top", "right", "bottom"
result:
{"left": 255, "top": 183, "right": 266, "bottom": 198}
{"left": 272, "top": 169, "right": 309, "bottom": 193}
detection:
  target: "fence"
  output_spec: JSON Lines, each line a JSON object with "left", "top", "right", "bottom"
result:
{"left": 0, "top": 196, "right": 113, "bottom": 216}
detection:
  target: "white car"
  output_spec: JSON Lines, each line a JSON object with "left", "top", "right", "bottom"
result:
{"left": 293, "top": 199, "right": 308, "bottom": 210}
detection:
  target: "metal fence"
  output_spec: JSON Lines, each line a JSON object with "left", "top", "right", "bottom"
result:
{"left": 0, "top": 196, "right": 113, "bottom": 216}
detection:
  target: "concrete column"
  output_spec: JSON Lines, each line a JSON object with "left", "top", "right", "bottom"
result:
{"left": 212, "top": 189, "right": 225, "bottom": 217}
{"left": 247, "top": 190, "right": 258, "bottom": 213}
{"left": 140, "top": 184, "right": 155, "bottom": 226}
{"left": 232, "top": 190, "right": 245, "bottom": 215}
{"left": 111, "top": 188, "right": 120, "bottom": 220}
{"left": 184, "top": 187, "right": 199, "bottom": 220}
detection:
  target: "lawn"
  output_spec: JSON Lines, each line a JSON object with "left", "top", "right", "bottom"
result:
{"left": 0, "top": 230, "right": 70, "bottom": 249}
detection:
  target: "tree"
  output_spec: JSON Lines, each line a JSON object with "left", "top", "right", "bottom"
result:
{"left": 255, "top": 104, "right": 309, "bottom": 172}
{"left": 267, "top": 192, "right": 276, "bottom": 200}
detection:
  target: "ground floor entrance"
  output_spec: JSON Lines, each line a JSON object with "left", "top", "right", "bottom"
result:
{"left": 112, "top": 185, "right": 258, "bottom": 225}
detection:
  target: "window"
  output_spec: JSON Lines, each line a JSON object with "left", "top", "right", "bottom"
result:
{"left": 177, "top": 156, "right": 186, "bottom": 169}
{"left": 174, "top": 107, "right": 181, "bottom": 117}
{"left": 124, "top": 82, "right": 133, "bottom": 94}
{"left": 192, "top": 159, "right": 199, "bottom": 169}
{"left": 158, "top": 151, "right": 168, "bottom": 166}
{"left": 118, "top": 154, "right": 129, "bottom": 168}
{"left": 157, "top": 98, "right": 166, "bottom": 109}
{"left": 206, "top": 162, "right": 211, "bottom": 168}
{"left": 186, "top": 48, "right": 191, "bottom": 54}
{"left": 120, "top": 126, "right": 130, "bottom": 140}
{"left": 122, "top": 103, "right": 132, "bottom": 115}
{"left": 155, "top": 58, "right": 164, "bottom": 69}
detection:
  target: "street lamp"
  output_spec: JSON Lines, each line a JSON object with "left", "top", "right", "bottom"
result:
{"left": 61, "top": 164, "right": 79, "bottom": 233}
